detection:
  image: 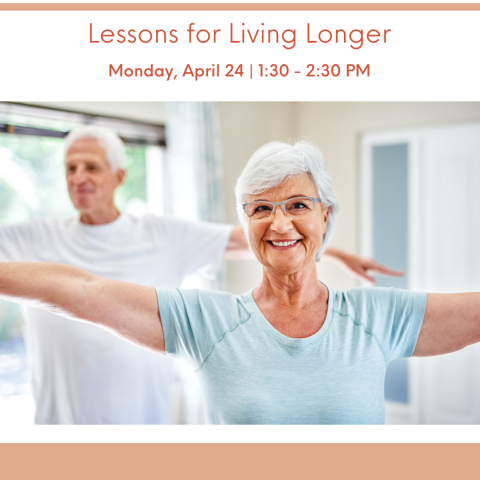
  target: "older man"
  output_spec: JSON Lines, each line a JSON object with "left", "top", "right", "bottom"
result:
{"left": 0, "top": 126, "right": 399, "bottom": 424}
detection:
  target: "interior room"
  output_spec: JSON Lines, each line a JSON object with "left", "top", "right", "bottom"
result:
{"left": 1, "top": 101, "right": 480, "bottom": 425}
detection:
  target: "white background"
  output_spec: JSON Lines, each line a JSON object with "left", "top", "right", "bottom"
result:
{"left": 0, "top": 10, "right": 479, "bottom": 101}
{"left": 2, "top": 425, "right": 480, "bottom": 443}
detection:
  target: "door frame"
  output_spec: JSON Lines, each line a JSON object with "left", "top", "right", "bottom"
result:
{"left": 361, "top": 128, "right": 424, "bottom": 424}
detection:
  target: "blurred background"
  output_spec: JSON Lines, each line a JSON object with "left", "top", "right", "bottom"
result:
{"left": 1, "top": 101, "right": 480, "bottom": 424}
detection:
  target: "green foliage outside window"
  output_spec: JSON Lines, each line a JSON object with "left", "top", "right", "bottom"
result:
{"left": 115, "top": 145, "right": 147, "bottom": 213}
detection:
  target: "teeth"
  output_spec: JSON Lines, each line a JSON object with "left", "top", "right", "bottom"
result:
{"left": 272, "top": 240, "right": 298, "bottom": 246}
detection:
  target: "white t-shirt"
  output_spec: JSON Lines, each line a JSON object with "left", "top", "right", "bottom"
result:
{"left": 0, "top": 213, "right": 232, "bottom": 424}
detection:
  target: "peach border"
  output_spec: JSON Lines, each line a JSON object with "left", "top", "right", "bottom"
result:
{"left": 2, "top": 443, "right": 480, "bottom": 479}
{"left": 0, "top": 3, "right": 480, "bottom": 11}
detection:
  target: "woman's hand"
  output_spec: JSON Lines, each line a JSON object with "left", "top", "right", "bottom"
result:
{"left": 323, "top": 248, "right": 404, "bottom": 284}
{"left": 0, "top": 262, "right": 165, "bottom": 353}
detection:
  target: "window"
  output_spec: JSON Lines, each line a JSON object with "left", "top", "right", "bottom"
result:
{"left": 0, "top": 103, "right": 165, "bottom": 422}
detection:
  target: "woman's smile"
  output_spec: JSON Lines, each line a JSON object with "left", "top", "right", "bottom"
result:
{"left": 267, "top": 239, "right": 302, "bottom": 249}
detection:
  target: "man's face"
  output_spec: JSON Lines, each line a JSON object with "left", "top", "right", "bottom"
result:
{"left": 65, "top": 138, "right": 125, "bottom": 213}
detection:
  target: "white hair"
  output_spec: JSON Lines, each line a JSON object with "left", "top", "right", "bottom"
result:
{"left": 64, "top": 126, "right": 126, "bottom": 171}
{"left": 235, "top": 141, "right": 339, "bottom": 259}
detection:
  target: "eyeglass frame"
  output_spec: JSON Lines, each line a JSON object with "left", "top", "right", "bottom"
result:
{"left": 243, "top": 196, "right": 322, "bottom": 219}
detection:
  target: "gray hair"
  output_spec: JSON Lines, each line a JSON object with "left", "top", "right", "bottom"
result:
{"left": 235, "top": 141, "right": 339, "bottom": 259}
{"left": 64, "top": 126, "right": 126, "bottom": 171}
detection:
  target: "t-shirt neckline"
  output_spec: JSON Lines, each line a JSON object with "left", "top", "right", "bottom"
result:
{"left": 74, "top": 212, "right": 130, "bottom": 237}
{"left": 244, "top": 282, "right": 335, "bottom": 347}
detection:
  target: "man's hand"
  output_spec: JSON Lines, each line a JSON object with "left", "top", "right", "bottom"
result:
{"left": 323, "top": 247, "right": 403, "bottom": 284}
{"left": 224, "top": 225, "right": 254, "bottom": 260}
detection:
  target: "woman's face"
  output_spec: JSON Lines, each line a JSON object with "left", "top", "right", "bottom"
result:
{"left": 245, "top": 174, "right": 329, "bottom": 275}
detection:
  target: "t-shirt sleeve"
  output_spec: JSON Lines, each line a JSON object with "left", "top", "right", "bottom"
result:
{"left": 156, "top": 288, "right": 248, "bottom": 371}
{"left": 344, "top": 287, "right": 427, "bottom": 364}
{"left": 163, "top": 217, "right": 233, "bottom": 279}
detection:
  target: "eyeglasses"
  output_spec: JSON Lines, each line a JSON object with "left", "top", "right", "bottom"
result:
{"left": 243, "top": 196, "right": 322, "bottom": 220}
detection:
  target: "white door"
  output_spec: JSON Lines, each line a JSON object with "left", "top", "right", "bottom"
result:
{"left": 362, "top": 122, "right": 480, "bottom": 424}
{"left": 411, "top": 124, "right": 480, "bottom": 424}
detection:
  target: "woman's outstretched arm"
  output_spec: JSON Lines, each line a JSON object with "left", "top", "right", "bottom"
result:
{"left": 0, "top": 262, "right": 165, "bottom": 353}
{"left": 414, "top": 293, "right": 480, "bottom": 356}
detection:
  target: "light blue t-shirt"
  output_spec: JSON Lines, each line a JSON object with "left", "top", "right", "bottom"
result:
{"left": 156, "top": 285, "right": 427, "bottom": 425}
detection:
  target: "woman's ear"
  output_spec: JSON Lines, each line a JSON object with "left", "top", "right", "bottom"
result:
{"left": 322, "top": 206, "right": 330, "bottom": 234}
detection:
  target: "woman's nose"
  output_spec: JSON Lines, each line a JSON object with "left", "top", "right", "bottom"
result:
{"left": 269, "top": 206, "right": 293, "bottom": 233}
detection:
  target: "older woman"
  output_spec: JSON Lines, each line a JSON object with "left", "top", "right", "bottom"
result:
{"left": 1, "top": 141, "right": 479, "bottom": 424}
